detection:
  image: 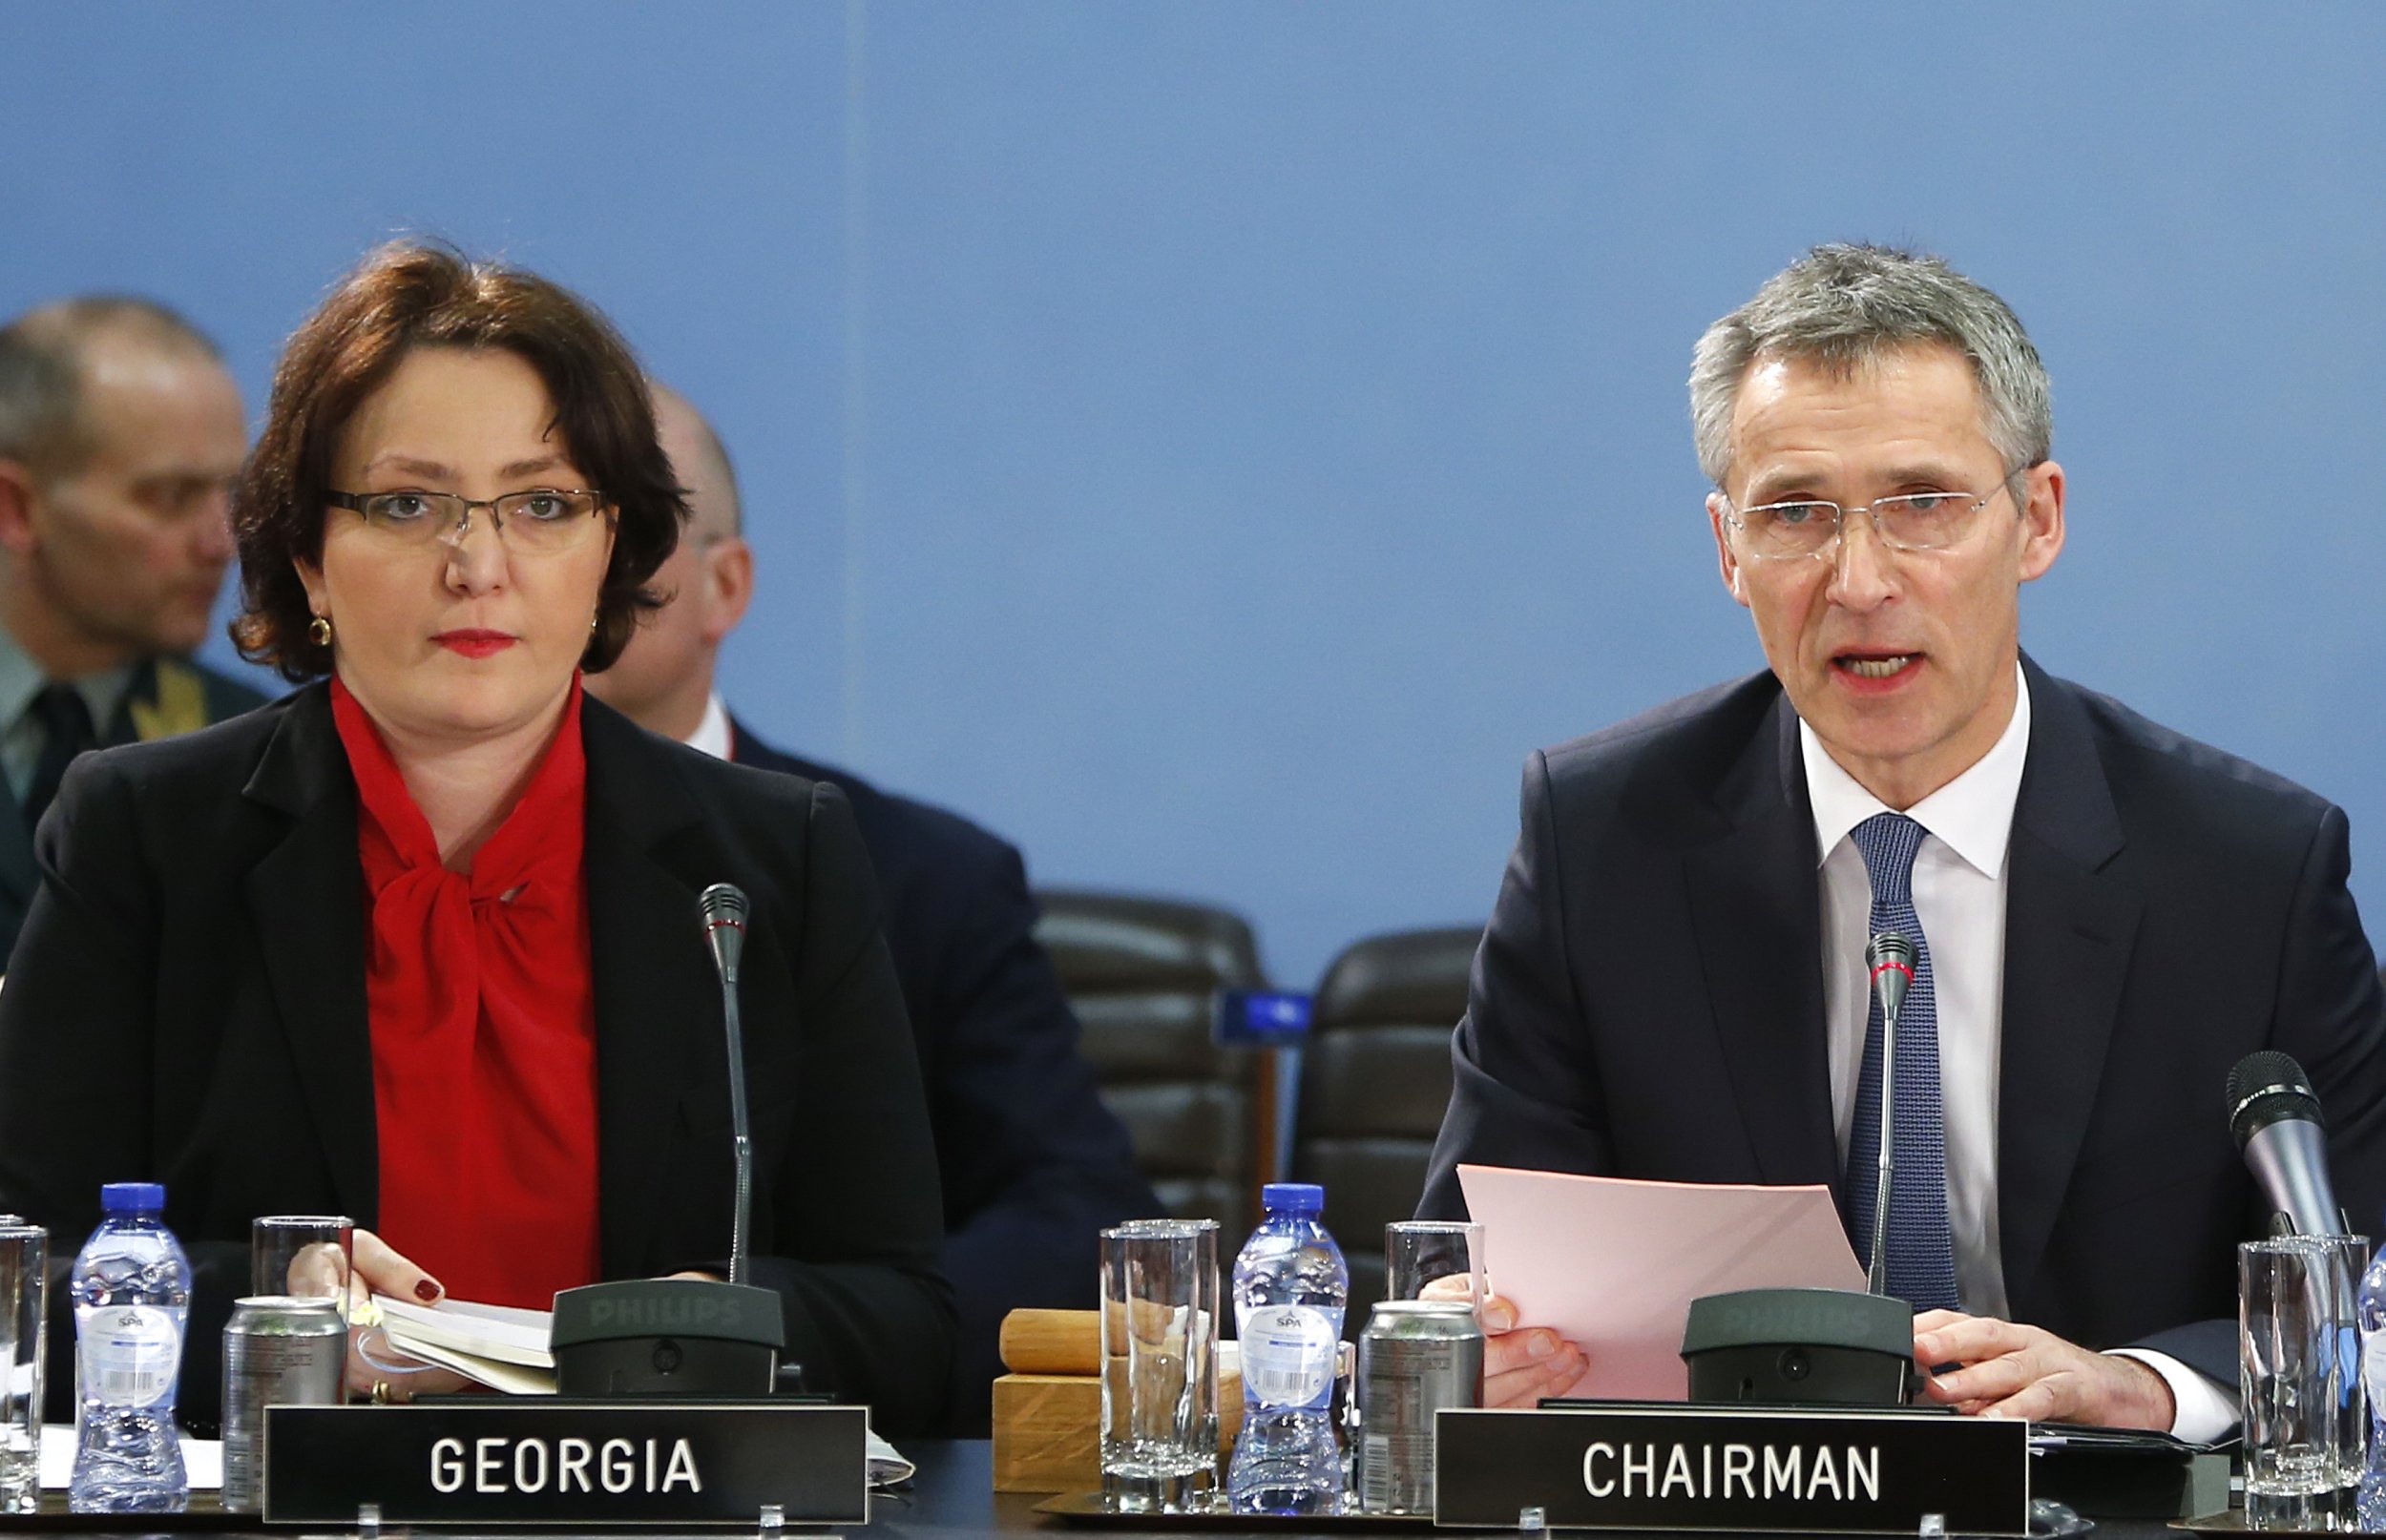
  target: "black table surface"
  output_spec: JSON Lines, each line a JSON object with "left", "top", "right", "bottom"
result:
{"left": 0, "top": 1440, "right": 2203, "bottom": 1540}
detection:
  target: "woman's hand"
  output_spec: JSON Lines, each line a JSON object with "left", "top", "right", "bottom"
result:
{"left": 352, "top": 1229, "right": 445, "bottom": 1309}
{"left": 344, "top": 1229, "right": 473, "bottom": 1403}
{"left": 1418, "top": 1277, "right": 1587, "bottom": 1407}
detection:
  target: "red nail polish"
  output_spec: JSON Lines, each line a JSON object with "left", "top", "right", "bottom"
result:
{"left": 415, "top": 1280, "right": 442, "bottom": 1301}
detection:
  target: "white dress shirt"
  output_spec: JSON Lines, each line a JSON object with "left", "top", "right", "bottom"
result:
{"left": 687, "top": 692, "right": 734, "bottom": 762}
{"left": 1801, "top": 664, "right": 2232, "bottom": 1439}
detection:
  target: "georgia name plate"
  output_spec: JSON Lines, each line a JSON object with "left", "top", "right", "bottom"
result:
{"left": 262, "top": 1399, "right": 869, "bottom": 1526}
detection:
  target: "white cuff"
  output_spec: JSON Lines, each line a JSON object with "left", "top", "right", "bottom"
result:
{"left": 2106, "top": 1348, "right": 2236, "bottom": 1444}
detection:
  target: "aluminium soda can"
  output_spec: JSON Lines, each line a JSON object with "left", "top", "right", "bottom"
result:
{"left": 1356, "top": 1298, "right": 1483, "bottom": 1514}
{"left": 220, "top": 1295, "right": 344, "bottom": 1512}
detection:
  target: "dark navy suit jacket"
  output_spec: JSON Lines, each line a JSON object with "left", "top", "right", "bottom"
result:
{"left": 0, "top": 688, "right": 954, "bottom": 1433}
{"left": 732, "top": 719, "right": 1159, "bottom": 1430}
{"left": 1422, "top": 658, "right": 2386, "bottom": 1386}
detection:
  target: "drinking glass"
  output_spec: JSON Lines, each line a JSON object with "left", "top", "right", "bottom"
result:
{"left": 253, "top": 1215, "right": 354, "bottom": 1391}
{"left": 1385, "top": 1219, "right": 1485, "bottom": 1316}
{"left": 1099, "top": 1219, "right": 1220, "bottom": 1512}
{"left": 251, "top": 1215, "right": 354, "bottom": 1306}
{"left": 0, "top": 1221, "right": 46, "bottom": 1515}
{"left": 2242, "top": 1235, "right": 2360, "bottom": 1530}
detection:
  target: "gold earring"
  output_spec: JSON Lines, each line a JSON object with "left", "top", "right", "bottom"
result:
{"left": 309, "top": 614, "right": 333, "bottom": 647}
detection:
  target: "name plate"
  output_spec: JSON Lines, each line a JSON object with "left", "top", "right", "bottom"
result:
{"left": 262, "top": 1400, "right": 868, "bottom": 1526}
{"left": 1434, "top": 1405, "right": 2029, "bottom": 1534}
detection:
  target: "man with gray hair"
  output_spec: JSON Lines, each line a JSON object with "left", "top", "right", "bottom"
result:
{"left": 0, "top": 297, "right": 267, "bottom": 957}
{"left": 1420, "top": 244, "right": 2386, "bottom": 1433}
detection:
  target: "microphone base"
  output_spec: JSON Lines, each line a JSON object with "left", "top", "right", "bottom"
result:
{"left": 1680, "top": 1287, "right": 1918, "bottom": 1408}
{"left": 551, "top": 1279, "right": 786, "bottom": 1398}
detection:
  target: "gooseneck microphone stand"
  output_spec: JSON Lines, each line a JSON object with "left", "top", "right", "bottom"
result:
{"left": 1863, "top": 931, "right": 1916, "bottom": 1299}
{"left": 701, "top": 884, "right": 755, "bottom": 1288}
{"left": 547, "top": 884, "right": 787, "bottom": 1395}
{"left": 1668, "top": 930, "right": 1923, "bottom": 1407}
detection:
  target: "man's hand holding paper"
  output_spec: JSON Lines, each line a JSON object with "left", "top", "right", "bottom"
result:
{"left": 1455, "top": 1164, "right": 1867, "bottom": 1403}
{"left": 1449, "top": 1165, "right": 2196, "bottom": 1428}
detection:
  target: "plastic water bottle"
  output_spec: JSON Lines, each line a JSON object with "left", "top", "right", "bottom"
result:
{"left": 1227, "top": 1182, "right": 1349, "bottom": 1515}
{"left": 68, "top": 1183, "right": 190, "bottom": 1513}
{"left": 2359, "top": 1218, "right": 2386, "bottom": 1531}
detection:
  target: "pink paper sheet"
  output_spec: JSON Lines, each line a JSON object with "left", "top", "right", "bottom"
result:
{"left": 1456, "top": 1162, "right": 1868, "bottom": 1401}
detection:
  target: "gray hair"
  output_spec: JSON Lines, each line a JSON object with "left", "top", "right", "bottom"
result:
{"left": 1688, "top": 243, "right": 2051, "bottom": 489}
{"left": 0, "top": 295, "right": 222, "bottom": 477}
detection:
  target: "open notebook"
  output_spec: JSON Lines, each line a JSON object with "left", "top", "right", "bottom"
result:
{"left": 371, "top": 1294, "right": 913, "bottom": 1485}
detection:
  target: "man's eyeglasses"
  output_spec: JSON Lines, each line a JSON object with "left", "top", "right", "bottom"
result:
{"left": 326, "top": 489, "right": 610, "bottom": 553}
{"left": 1719, "top": 470, "right": 2025, "bottom": 562}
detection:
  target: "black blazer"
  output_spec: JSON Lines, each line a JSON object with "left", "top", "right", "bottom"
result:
{"left": 1421, "top": 657, "right": 2386, "bottom": 1381}
{"left": 733, "top": 721, "right": 1158, "bottom": 1430}
{"left": 0, "top": 654, "right": 267, "bottom": 962}
{"left": 0, "top": 684, "right": 955, "bottom": 1434}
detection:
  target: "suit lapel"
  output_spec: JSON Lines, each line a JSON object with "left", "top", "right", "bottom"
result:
{"left": 1683, "top": 690, "right": 1840, "bottom": 1186}
{"left": 1996, "top": 661, "right": 2141, "bottom": 1310}
{"left": 581, "top": 700, "right": 713, "bottom": 1279}
{"left": 240, "top": 686, "right": 380, "bottom": 1224}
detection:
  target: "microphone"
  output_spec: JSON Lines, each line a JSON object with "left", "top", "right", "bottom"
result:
{"left": 548, "top": 882, "right": 787, "bottom": 1395}
{"left": 1670, "top": 931, "right": 1924, "bottom": 1409}
{"left": 1860, "top": 931, "right": 1915, "bottom": 1298}
{"left": 2228, "top": 1051, "right": 2349, "bottom": 1238}
{"left": 701, "top": 881, "right": 747, "bottom": 986}
{"left": 700, "top": 884, "right": 754, "bottom": 1285}
{"left": 1866, "top": 931, "right": 1915, "bottom": 1030}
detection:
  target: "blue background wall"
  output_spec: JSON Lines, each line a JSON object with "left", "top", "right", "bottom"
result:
{"left": 4, "top": 2, "right": 2379, "bottom": 986}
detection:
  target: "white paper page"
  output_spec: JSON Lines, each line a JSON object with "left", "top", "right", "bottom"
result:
{"left": 373, "top": 1295, "right": 555, "bottom": 1367}
{"left": 375, "top": 1336, "right": 558, "bottom": 1396}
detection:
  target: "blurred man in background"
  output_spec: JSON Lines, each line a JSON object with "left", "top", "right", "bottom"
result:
{"left": 589, "top": 382, "right": 1159, "bottom": 1431}
{"left": 0, "top": 297, "right": 268, "bottom": 957}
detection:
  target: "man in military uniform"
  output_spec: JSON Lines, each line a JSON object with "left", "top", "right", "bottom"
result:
{"left": 0, "top": 296, "right": 268, "bottom": 956}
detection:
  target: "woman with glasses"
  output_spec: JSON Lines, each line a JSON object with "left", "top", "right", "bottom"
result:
{"left": 0, "top": 243, "right": 954, "bottom": 1434}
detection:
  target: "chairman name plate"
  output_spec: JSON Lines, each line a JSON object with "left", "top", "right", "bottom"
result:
{"left": 1434, "top": 1405, "right": 2028, "bottom": 1534}
{"left": 262, "top": 1400, "right": 868, "bottom": 1526}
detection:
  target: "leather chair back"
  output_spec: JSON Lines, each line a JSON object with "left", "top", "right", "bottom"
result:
{"left": 1292, "top": 926, "right": 1480, "bottom": 1321}
{"left": 1036, "top": 890, "right": 1269, "bottom": 1241}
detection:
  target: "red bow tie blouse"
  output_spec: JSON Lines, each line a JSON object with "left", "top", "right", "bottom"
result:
{"left": 330, "top": 676, "right": 601, "bottom": 1310}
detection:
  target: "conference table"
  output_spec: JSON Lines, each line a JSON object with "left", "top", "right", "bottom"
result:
{"left": 2, "top": 1439, "right": 2215, "bottom": 1540}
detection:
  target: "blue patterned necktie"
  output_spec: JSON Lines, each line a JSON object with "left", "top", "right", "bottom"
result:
{"left": 1842, "top": 811, "right": 1961, "bottom": 1311}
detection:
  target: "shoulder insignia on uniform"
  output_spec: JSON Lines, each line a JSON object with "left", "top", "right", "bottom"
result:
{"left": 130, "top": 659, "right": 211, "bottom": 741}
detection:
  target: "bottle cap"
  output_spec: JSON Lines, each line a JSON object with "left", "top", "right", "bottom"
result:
{"left": 98, "top": 1181, "right": 165, "bottom": 1215}
{"left": 1262, "top": 1182, "right": 1325, "bottom": 1215}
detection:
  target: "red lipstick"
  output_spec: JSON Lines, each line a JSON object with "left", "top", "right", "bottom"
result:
{"left": 433, "top": 630, "right": 517, "bottom": 659}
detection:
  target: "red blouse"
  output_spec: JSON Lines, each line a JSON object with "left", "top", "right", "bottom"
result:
{"left": 330, "top": 676, "right": 602, "bottom": 1309}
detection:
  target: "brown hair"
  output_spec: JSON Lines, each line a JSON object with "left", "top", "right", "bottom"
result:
{"left": 230, "top": 241, "right": 684, "bottom": 680}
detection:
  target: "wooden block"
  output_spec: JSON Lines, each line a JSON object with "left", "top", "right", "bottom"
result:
{"left": 1000, "top": 1304, "right": 1226, "bottom": 1376}
{"left": 991, "top": 1373, "right": 1098, "bottom": 1493}
{"left": 999, "top": 1308, "right": 1099, "bottom": 1375}
{"left": 990, "top": 1370, "right": 1246, "bottom": 1494}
